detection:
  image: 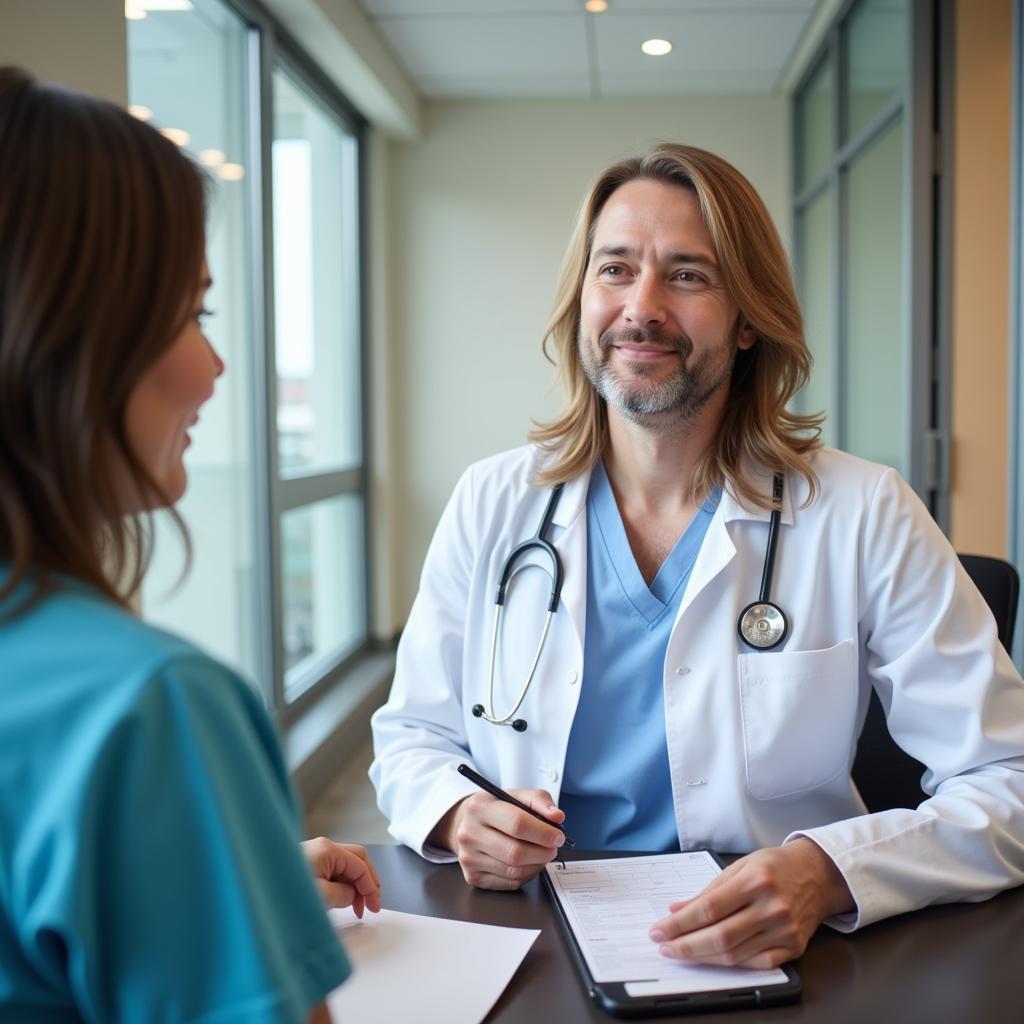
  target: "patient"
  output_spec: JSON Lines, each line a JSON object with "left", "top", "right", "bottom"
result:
{"left": 0, "top": 67, "right": 377, "bottom": 1022}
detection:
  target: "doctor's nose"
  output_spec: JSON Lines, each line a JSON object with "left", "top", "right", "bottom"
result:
{"left": 623, "top": 276, "right": 668, "bottom": 327}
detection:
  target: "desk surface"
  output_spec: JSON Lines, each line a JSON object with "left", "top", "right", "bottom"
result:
{"left": 363, "top": 844, "right": 1024, "bottom": 1023}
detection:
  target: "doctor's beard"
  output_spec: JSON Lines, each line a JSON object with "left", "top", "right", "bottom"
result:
{"left": 577, "top": 326, "right": 736, "bottom": 431}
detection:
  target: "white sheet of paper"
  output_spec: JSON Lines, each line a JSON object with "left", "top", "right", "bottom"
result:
{"left": 544, "top": 852, "right": 789, "bottom": 995}
{"left": 326, "top": 907, "right": 539, "bottom": 1024}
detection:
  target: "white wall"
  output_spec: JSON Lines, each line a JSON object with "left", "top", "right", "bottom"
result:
{"left": 385, "top": 95, "right": 791, "bottom": 624}
{"left": 0, "top": 0, "right": 126, "bottom": 102}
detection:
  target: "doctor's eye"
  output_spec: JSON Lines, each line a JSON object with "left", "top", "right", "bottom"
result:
{"left": 672, "top": 270, "right": 707, "bottom": 286}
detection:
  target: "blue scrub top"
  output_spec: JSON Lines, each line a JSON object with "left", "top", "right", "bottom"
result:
{"left": 559, "top": 463, "right": 719, "bottom": 851}
{"left": 0, "top": 571, "right": 349, "bottom": 1022}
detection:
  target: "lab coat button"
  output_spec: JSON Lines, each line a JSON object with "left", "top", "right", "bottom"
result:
{"left": 539, "top": 766, "right": 559, "bottom": 783}
{"left": 568, "top": 670, "right": 579, "bottom": 685}
{"left": 676, "top": 666, "right": 691, "bottom": 676}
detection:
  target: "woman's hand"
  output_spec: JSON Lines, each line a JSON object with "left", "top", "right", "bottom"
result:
{"left": 301, "top": 838, "right": 382, "bottom": 918}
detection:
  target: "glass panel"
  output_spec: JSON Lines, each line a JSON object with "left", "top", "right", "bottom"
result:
{"left": 796, "top": 188, "right": 836, "bottom": 446}
{"left": 128, "top": 1, "right": 263, "bottom": 685}
{"left": 796, "top": 53, "right": 834, "bottom": 190}
{"left": 282, "top": 494, "right": 366, "bottom": 701}
{"left": 844, "top": 0, "right": 907, "bottom": 141}
{"left": 272, "top": 67, "right": 361, "bottom": 478}
{"left": 844, "top": 116, "right": 905, "bottom": 472}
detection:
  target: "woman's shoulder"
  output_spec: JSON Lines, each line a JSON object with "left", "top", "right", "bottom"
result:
{"left": 1, "top": 582, "right": 247, "bottom": 716}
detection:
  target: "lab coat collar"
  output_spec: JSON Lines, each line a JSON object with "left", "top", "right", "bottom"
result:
{"left": 718, "top": 463, "right": 796, "bottom": 526}
{"left": 548, "top": 463, "right": 593, "bottom": 531}
{"left": 545, "top": 456, "right": 794, "bottom": 528}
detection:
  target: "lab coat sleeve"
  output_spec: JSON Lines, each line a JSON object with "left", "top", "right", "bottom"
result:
{"left": 369, "top": 465, "right": 483, "bottom": 862}
{"left": 786, "top": 468, "right": 1024, "bottom": 930}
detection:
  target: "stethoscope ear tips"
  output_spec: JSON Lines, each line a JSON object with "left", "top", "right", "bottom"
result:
{"left": 472, "top": 704, "right": 485, "bottom": 718}
{"left": 512, "top": 719, "right": 528, "bottom": 732}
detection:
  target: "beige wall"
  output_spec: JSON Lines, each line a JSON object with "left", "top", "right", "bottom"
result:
{"left": 0, "top": 0, "right": 127, "bottom": 103}
{"left": 382, "top": 96, "right": 791, "bottom": 626}
{"left": 950, "top": 0, "right": 1014, "bottom": 555}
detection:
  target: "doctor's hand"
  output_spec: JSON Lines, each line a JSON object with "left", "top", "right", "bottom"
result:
{"left": 430, "top": 790, "right": 566, "bottom": 890}
{"left": 301, "top": 837, "right": 382, "bottom": 918}
{"left": 648, "top": 839, "right": 854, "bottom": 969}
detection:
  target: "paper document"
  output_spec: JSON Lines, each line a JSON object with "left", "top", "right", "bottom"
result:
{"left": 327, "top": 907, "right": 539, "bottom": 1024}
{"left": 545, "top": 852, "right": 789, "bottom": 996}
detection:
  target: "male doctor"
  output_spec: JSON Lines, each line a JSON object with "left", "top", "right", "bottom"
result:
{"left": 370, "top": 144, "right": 1024, "bottom": 968}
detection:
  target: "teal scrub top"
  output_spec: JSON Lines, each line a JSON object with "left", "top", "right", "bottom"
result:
{"left": 0, "top": 573, "right": 349, "bottom": 1022}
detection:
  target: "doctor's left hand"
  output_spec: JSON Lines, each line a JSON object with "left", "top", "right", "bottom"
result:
{"left": 301, "top": 837, "right": 382, "bottom": 918}
{"left": 647, "top": 839, "right": 854, "bottom": 969}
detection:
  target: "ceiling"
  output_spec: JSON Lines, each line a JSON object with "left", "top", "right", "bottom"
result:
{"left": 357, "top": 0, "right": 822, "bottom": 100}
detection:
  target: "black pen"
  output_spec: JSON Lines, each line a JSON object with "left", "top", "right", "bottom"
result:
{"left": 457, "top": 763, "right": 576, "bottom": 866}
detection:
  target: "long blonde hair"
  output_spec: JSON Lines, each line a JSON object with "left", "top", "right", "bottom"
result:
{"left": 529, "top": 143, "right": 823, "bottom": 509}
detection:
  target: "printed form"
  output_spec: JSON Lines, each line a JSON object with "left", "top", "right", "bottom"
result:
{"left": 545, "top": 852, "right": 790, "bottom": 997}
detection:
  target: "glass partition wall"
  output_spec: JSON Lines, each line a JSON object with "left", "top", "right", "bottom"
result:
{"left": 127, "top": 0, "right": 369, "bottom": 716}
{"left": 793, "top": 0, "right": 946, "bottom": 518}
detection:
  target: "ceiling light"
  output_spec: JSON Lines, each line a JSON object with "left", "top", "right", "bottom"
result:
{"left": 160, "top": 127, "right": 190, "bottom": 147}
{"left": 128, "top": 104, "right": 153, "bottom": 121}
{"left": 124, "top": 3, "right": 147, "bottom": 19}
{"left": 137, "top": 1, "right": 194, "bottom": 10}
{"left": 641, "top": 38, "right": 672, "bottom": 57}
{"left": 584, "top": 0, "right": 608, "bottom": 11}
{"left": 198, "top": 148, "right": 226, "bottom": 168}
{"left": 218, "top": 163, "right": 245, "bottom": 182}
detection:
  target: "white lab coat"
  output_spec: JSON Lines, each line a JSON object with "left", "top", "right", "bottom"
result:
{"left": 370, "top": 444, "right": 1024, "bottom": 929}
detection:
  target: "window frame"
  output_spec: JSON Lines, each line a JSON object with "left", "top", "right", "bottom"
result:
{"left": 212, "top": 0, "right": 373, "bottom": 720}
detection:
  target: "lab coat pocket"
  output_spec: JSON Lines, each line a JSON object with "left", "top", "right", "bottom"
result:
{"left": 738, "top": 638, "right": 857, "bottom": 800}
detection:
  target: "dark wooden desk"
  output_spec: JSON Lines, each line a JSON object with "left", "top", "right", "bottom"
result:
{"left": 363, "top": 844, "right": 1024, "bottom": 1022}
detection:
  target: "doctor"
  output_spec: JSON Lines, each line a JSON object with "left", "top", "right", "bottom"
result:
{"left": 370, "top": 144, "right": 1024, "bottom": 968}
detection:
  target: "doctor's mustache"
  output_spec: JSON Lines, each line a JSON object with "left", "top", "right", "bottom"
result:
{"left": 597, "top": 326, "right": 693, "bottom": 356}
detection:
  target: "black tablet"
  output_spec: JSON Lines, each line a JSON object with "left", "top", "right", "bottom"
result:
{"left": 542, "top": 852, "right": 801, "bottom": 1018}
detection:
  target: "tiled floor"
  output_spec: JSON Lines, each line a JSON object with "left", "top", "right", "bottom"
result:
{"left": 305, "top": 736, "right": 395, "bottom": 845}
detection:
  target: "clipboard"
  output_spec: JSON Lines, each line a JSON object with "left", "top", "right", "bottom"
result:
{"left": 542, "top": 852, "right": 801, "bottom": 1018}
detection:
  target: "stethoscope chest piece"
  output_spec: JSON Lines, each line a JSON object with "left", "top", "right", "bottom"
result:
{"left": 736, "top": 471, "right": 789, "bottom": 652}
{"left": 737, "top": 601, "right": 788, "bottom": 650}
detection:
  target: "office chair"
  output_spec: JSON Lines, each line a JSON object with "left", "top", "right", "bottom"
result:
{"left": 850, "top": 554, "right": 1020, "bottom": 813}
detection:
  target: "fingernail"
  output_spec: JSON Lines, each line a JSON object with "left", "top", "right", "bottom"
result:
{"left": 547, "top": 804, "right": 558, "bottom": 813}
{"left": 649, "top": 928, "right": 666, "bottom": 942}
{"left": 554, "top": 834, "right": 565, "bottom": 847}
{"left": 659, "top": 944, "right": 676, "bottom": 959}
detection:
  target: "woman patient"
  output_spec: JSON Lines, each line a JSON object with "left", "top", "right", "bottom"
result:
{"left": 0, "top": 67, "right": 378, "bottom": 1022}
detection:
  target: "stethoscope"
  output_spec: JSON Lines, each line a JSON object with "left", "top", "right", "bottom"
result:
{"left": 472, "top": 472, "right": 788, "bottom": 732}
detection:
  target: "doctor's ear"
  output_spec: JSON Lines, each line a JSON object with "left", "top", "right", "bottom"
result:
{"left": 736, "top": 321, "right": 758, "bottom": 351}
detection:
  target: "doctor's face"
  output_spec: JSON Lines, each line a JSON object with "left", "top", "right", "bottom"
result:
{"left": 577, "top": 178, "right": 756, "bottom": 429}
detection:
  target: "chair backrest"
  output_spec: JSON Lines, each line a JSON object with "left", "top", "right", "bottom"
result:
{"left": 850, "top": 553, "right": 1020, "bottom": 813}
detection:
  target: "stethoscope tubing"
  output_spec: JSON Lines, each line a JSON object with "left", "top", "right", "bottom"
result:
{"left": 476, "top": 472, "right": 790, "bottom": 729}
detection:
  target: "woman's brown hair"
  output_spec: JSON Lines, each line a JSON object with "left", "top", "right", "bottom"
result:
{"left": 530, "top": 143, "right": 823, "bottom": 509}
{"left": 0, "top": 67, "right": 206, "bottom": 612}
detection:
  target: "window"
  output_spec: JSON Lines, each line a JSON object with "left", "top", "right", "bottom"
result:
{"left": 793, "top": 0, "right": 945, "bottom": 516}
{"left": 127, "top": 0, "right": 369, "bottom": 715}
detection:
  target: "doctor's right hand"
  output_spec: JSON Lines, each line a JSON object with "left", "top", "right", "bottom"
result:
{"left": 430, "top": 790, "right": 566, "bottom": 890}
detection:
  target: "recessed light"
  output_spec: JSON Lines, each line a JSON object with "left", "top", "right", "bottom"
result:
{"left": 218, "top": 163, "right": 245, "bottom": 182}
{"left": 128, "top": 104, "right": 153, "bottom": 121}
{"left": 124, "top": 3, "right": 147, "bottom": 20}
{"left": 198, "top": 148, "right": 226, "bottom": 168}
{"left": 584, "top": 0, "right": 609, "bottom": 12}
{"left": 641, "top": 38, "right": 673, "bottom": 56}
{"left": 160, "top": 127, "right": 190, "bottom": 147}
